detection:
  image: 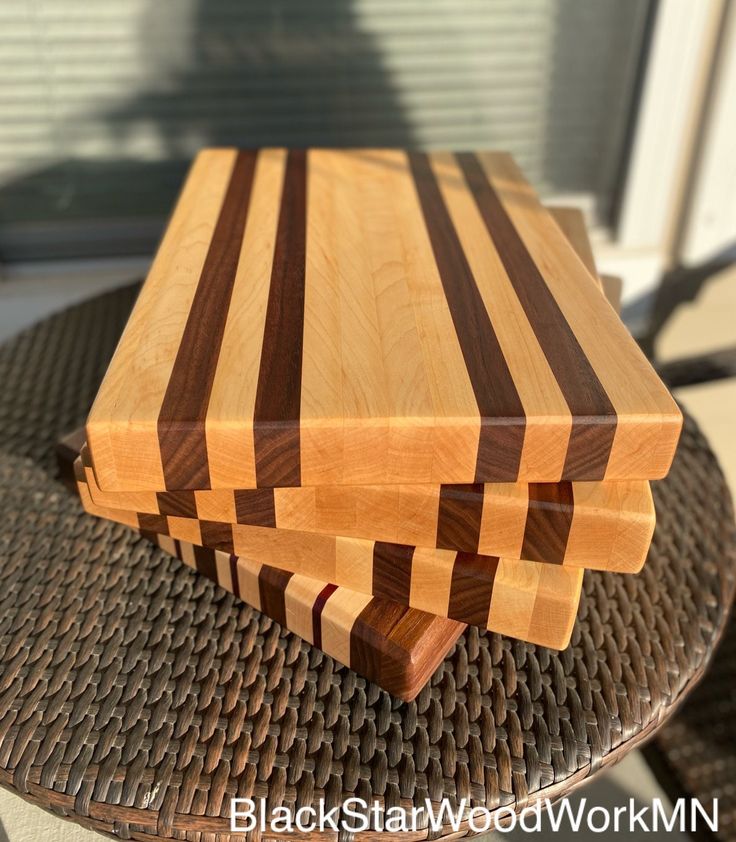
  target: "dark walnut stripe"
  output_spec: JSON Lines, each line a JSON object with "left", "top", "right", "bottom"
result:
{"left": 448, "top": 553, "right": 499, "bottom": 626}
{"left": 312, "top": 583, "right": 338, "bottom": 649}
{"left": 350, "top": 598, "right": 407, "bottom": 680}
{"left": 192, "top": 545, "right": 218, "bottom": 584}
{"left": 158, "top": 151, "right": 258, "bottom": 490}
{"left": 456, "top": 152, "right": 617, "bottom": 480}
{"left": 436, "top": 483, "right": 484, "bottom": 552}
{"left": 199, "top": 521, "right": 235, "bottom": 554}
{"left": 521, "top": 482, "right": 574, "bottom": 565}
{"left": 156, "top": 490, "right": 198, "bottom": 519}
{"left": 138, "top": 513, "right": 169, "bottom": 536}
{"left": 372, "top": 542, "right": 414, "bottom": 604}
{"left": 229, "top": 555, "right": 241, "bottom": 599}
{"left": 234, "top": 489, "right": 277, "bottom": 527}
{"left": 253, "top": 149, "right": 308, "bottom": 488}
{"left": 408, "top": 152, "right": 526, "bottom": 483}
{"left": 258, "top": 565, "right": 293, "bottom": 627}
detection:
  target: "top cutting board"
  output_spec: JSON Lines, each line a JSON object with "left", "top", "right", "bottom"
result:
{"left": 87, "top": 149, "right": 681, "bottom": 492}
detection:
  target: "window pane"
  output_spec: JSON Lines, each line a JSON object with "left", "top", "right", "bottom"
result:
{"left": 0, "top": 0, "right": 652, "bottom": 260}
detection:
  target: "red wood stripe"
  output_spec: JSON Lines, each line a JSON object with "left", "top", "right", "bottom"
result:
{"left": 436, "top": 483, "right": 484, "bottom": 552}
{"left": 521, "top": 483, "right": 574, "bottom": 564}
{"left": 312, "top": 583, "right": 338, "bottom": 650}
{"left": 229, "top": 555, "right": 241, "bottom": 599}
{"left": 447, "top": 553, "right": 498, "bottom": 626}
{"left": 372, "top": 542, "right": 414, "bottom": 604}
{"left": 253, "top": 150, "right": 307, "bottom": 488}
{"left": 234, "top": 489, "right": 277, "bottom": 527}
{"left": 258, "top": 564, "right": 293, "bottom": 627}
{"left": 156, "top": 491, "right": 198, "bottom": 519}
{"left": 456, "top": 152, "right": 617, "bottom": 480}
{"left": 157, "top": 151, "right": 259, "bottom": 490}
{"left": 192, "top": 545, "right": 218, "bottom": 584}
{"left": 408, "top": 152, "right": 526, "bottom": 482}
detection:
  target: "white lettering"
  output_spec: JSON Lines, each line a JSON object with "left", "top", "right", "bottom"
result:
{"left": 492, "top": 805, "right": 518, "bottom": 832}
{"left": 426, "top": 797, "right": 465, "bottom": 832}
{"left": 691, "top": 798, "right": 718, "bottom": 832}
{"left": 548, "top": 797, "right": 586, "bottom": 832}
{"left": 230, "top": 798, "right": 257, "bottom": 832}
{"left": 628, "top": 799, "right": 650, "bottom": 833}
{"left": 587, "top": 806, "right": 610, "bottom": 832}
{"left": 519, "top": 800, "right": 543, "bottom": 832}
{"left": 342, "top": 798, "right": 369, "bottom": 833}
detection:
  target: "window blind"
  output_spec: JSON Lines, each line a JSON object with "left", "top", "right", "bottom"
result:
{"left": 0, "top": 0, "right": 652, "bottom": 260}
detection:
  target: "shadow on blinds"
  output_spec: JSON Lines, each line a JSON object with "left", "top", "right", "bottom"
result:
{"left": 0, "top": 0, "right": 416, "bottom": 260}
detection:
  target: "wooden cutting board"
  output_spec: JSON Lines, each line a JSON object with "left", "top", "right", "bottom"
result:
{"left": 86, "top": 149, "right": 681, "bottom": 492}
{"left": 75, "top": 458, "right": 582, "bottom": 649}
{"left": 143, "top": 531, "right": 465, "bottom": 702}
{"left": 78, "top": 442, "right": 653, "bottom": 571}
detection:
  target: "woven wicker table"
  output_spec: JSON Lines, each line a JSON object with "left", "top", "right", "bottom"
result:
{"left": 0, "top": 283, "right": 734, "bottom": 841}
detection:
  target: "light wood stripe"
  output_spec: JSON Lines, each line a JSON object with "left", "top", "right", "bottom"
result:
{"left": 475, "top": 152, "right": 682, "bottom": 479}
{"left": 408, "top": 151, "right": 526, "bottom": 482}
{"left": 75, "top": 461, "right": 581, "bottom": 648}
{"left": 206, "top": 148, "right": 288, "bottom": 489}
{"left": 432, "top": 152, "right": 571, "bottom": 480}
{"left": 79, "top": 443, "right": 653, "bottom": 572}
{"left": 87, "top": 149, "right": 680, "bottom": 490}
{"left": 143, "top": 535, "right": 465, "bottom": 701}
{"left": 87, "top": 149, "right": 239, "bottom": 490}
{"left": 157, "top": 151, "right": 259, "bottom": 490}
{"left": 457, "top": 151, "right": 617, "bottom": 480}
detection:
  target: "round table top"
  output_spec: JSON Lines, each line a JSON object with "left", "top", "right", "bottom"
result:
{"left": 0, "top": 283, "right": 734, "bottom": 841}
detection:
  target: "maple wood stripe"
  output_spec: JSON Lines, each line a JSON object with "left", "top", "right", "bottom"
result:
{"left": 436, "top": 483, "right": 484, "bottom": 552}
{"left": 229, "top": 555, "right": 241, "bottom": 599}
{"left": 312, "top": 583, "right": 338, "bottom": 650}
{"left": 521, "top": 483, "right": 574, "bottom": 564}
{"left": 234, "top": 489, "right": 277, "bottom": 527}
{"left": 253, "top": 149, "right": 308, "bottom": 488}
{"left": 258, "top": 565, "right": 293, "bottom": 627}
{"left": 372, "top": 542, "right": 414, "bottom": 604}
{"left": 448, "top": 553, "right": 498, "bottom": 625}
{"left": 157, "top": 151, "right": 259, "bottom": 490}
{"left": 456, "top": 152, "right": 617, "bottom": 480}
{"left": 192, "top": 545, "right": 219, "bottom": 584}
{"left": 407, "top": 152, "right": 526, "bottom": 482}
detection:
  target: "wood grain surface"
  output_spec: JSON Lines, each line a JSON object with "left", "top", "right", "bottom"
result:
{"left": 86, "top": 149, "right": 681, "bottom": 492}
{"left": 78, "top": 442, "right": 654, "bottom": 571}
{"left": 141, "top": 531, "right": 464, "bottom": 701}
{"left": 75, "top": 459, "right": 582, "bottom": 648}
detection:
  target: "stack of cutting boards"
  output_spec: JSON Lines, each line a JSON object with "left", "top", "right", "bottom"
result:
{"left": 71, "top": 149, "right": 682, "bottom": 701}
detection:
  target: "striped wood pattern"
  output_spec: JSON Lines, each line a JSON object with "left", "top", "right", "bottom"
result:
{"left": 75, "top": 459, "right": 583, "bottom": 648}
{"left": 79, "top": 442, "right": 654, "bottom": 571}
{"left": 86, "top": 149, "right": 681, "bottom": 492}
{"left": 77, "top": 205, "right": 653, "bottom": 572}
{"left": 143, "top": 532, "right": 465, "bottom": 701}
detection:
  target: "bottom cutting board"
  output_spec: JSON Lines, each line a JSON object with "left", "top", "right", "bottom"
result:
{"left": 74, "top": 458, "right": 582, "bottom": 649}
{"left": 142, "top": 530, "right": 465, "bottom": 701}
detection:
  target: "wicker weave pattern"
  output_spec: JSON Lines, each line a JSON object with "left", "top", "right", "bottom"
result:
{"left": 0, "top": 287, "right": 734, "bottom": 841}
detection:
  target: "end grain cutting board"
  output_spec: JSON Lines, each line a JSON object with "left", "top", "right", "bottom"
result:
{"left": 79, "top": 442, "right": 654, "bottom": 572}
{"left": 86, "top": 149, "right": 681, "bottom": 492}
{"left": 75, "top": 458, "right": 582, "bottom": 649}
{"left": 144, "top": 532, "right": 465, "bottom": 702}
